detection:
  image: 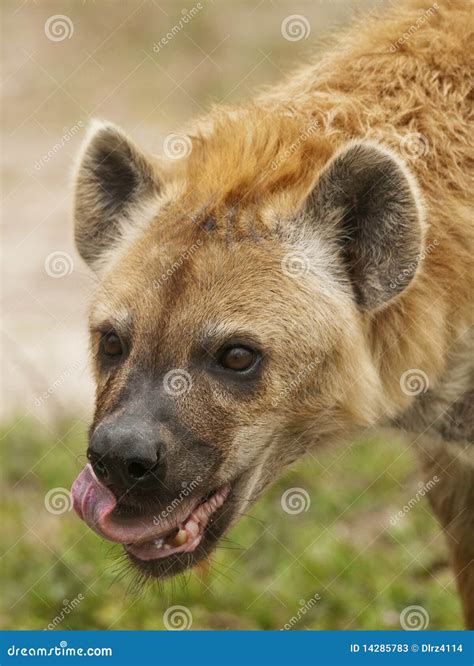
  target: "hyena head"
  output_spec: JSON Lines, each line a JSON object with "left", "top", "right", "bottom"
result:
{"left": 71, "top": 112, "right": 424, "bottom": 579}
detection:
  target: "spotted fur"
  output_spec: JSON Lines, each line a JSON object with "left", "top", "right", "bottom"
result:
{"left": 73, "top": 0, "right": 473, "bottom": 625}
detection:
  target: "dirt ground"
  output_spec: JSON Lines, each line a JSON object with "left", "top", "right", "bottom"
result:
{"left": 1, "top": 0, "right": 379, "bottom": 422}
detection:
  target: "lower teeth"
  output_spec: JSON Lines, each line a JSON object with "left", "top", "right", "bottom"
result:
{"left": 153, "top": 529, "right": 188, "bottom": 550}
{"left": 168, "top": 528, "right": 188, "bottom": 547}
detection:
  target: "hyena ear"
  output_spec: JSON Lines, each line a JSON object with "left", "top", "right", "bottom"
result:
{"left": 305, "top": 140, "right": 424, "bottom": 310}
{"left": 73, "top": 120, "right": 161, "bottom": 270}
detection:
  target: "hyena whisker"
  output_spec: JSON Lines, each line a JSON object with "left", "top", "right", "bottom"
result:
{"left": 219, "top": 536, "right": 245, "bottom": 548}
{"left": 227, "top": 505, "right": 266, "bottom": 527}
{"left": 202, "top": 560, "right": 237, "bottom": 585}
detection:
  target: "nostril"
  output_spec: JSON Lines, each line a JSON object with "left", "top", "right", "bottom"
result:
{"left": 127, "top": 459, "right": 156, "bottom": 480}
{"left": 95, "top": 459, "right": 108, "bottom": 477}
{"left": 88, "top": 453, "right": 109, "bottom": 480}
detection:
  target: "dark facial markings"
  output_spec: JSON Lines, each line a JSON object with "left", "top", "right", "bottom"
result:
{"left": 93, "top": 316, "right": 265, "bottom": 390}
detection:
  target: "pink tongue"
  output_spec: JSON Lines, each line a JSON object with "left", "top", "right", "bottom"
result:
{"left": 71, "top": 464, "right": 175, "bottom": 544}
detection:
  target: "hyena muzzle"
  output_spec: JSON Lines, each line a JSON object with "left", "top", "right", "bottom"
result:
{"left": 70, "top": 0, "right": 473, "bottom": 627}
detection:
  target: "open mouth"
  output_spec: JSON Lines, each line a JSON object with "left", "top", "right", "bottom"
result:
{"left": 125, "top": 486, "right": 231, "bottom": 561}
{"left": 71, "top": 464, "right": 232, "bottom": 564}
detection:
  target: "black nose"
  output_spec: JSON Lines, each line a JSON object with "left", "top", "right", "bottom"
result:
{"left": 87, "top": 418, "right": 165, "bottom": 494}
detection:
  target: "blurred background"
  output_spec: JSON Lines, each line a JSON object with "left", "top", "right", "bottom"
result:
{"left": 1, "top": 0, "right": 460, "bottom": 630}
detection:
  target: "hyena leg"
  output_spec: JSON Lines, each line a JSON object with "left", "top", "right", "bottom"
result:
{"left": 418, "top": 437, "right": 474, "bottom": 628}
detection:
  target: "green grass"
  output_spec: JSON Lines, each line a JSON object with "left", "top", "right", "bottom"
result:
{"left": 1, "top": 417, "right": 461, "bottom": 630}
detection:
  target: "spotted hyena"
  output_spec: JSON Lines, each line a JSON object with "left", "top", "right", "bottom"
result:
{"left": 71, "top": 0, "right": 473, "bottom": 626}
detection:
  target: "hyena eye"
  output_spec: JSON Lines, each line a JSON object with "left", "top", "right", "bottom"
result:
{"left": 219, "top": 345, "right": 257, "bottom": 372}
{"left": 100, "top": 332, "right": 123, "bottom": 357}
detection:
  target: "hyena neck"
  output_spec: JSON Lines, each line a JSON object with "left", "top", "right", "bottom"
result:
{"left": 366, "top": 284, "right": 473, "bottom": 434}
{"left": 389, "top": 331, "right": 474, "bottom": 442}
